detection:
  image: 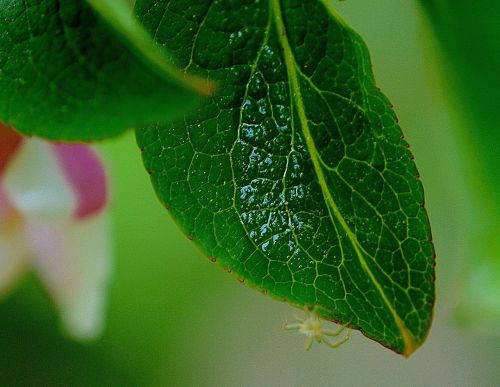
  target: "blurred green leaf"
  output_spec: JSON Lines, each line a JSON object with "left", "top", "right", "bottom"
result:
{"left": 455, "top": 256, "right": 500, "bottom": 334}
{"left": 136, "top": 0, "right": 435, "bottom": 356}
{"left": 419, "top": 0, "right": 500, "bottom": 212}
{"left": 0, "top": 0, "right": 211, "bottom": 141}
{"left": 419, "top": 0, "right": 500, "bottom": 329}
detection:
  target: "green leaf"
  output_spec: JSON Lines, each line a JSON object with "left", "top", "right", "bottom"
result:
{"left": 136, "top": 0, "right": 435, "bottom": 356}
{"left": 419, "top": 0, "right": 500, "bottom": 212}
{"left": 419, "top": 0, "right": 500, "bottom": 330}
{"left": 0, "top": 0, "right": 212, "bottom": 141}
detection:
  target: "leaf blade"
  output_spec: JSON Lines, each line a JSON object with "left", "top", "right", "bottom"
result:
{"left": 272, "top": 0, "right": 421, "bottom": 355}
{"left": 0, "top": 0, "right": 210, "bottom": 141}
{"left": 136, "top": 0, "right": 435, "bottom": 355}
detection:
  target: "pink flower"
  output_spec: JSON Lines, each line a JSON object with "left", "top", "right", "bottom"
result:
{"left": 0, "top": 123, "right": 112, "bottom": 340}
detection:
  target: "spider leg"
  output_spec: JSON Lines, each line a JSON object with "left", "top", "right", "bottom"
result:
{"left": 323, "top": 319, "right": 352, "bottom": 336}
{"left": 283, "top": 322, "right": 302, "bottom": 330}
{"left": 304, "top": 336, "right": 314, "bottom": 351}
{"left": 322, "top": 328, "right": 352, "bottom": 349}
{"left": 323, "top": 325, "right": 346, "bottom": 337}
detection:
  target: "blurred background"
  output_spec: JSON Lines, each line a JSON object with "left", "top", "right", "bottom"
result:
{"left": 1, "top": 1, "right": 499, "bottom": 386}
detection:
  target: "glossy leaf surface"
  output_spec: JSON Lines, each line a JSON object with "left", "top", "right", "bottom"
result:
{"left": 136, "top": 0, "right": 435, "bottom": 355}
{"left": 0, "top": 0, "right": 211, "bottom": 141}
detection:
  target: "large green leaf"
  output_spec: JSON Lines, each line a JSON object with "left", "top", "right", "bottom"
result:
{"left": 0, "top": 0, "right": 211, "bottom": 141}
{"left": 136, "top": 0, "right": 435, "bottom": 356}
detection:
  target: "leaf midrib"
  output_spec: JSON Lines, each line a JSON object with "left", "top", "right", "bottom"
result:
{"left": 270, "top": 0, "right": 416, "bottom": 356}
{"left": 87, "top": 0, "right": 212, "bottom": 95}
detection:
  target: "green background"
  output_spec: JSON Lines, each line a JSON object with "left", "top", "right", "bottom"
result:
{"left": 0, "top": 1, "right": 498, "bottom": 385}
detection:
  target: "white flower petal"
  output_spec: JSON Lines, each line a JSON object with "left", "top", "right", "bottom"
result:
{"left": 2, "top": 139, "right": 76, "bottom": 221}
{"left": 26, "top": 213, "right": 112, "bottom": 340}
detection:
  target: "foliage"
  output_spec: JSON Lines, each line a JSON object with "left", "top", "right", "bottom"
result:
{"left": 136, "top": 0, "right": 434, "bottom": 355}
{"left": 0, "top": 0, "right": 210, "bottom": 140}
{"left": 419, "top": 0, "right": 500, "bottom": 332}
{"left": 0, "top": 0, "right": 440, "bottom": 356}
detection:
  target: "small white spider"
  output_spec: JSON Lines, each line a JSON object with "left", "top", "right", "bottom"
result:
{"left": 283, "top": 309, "right": 352, "bottom": 350}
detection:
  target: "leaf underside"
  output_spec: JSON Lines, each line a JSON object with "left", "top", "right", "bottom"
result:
{"left": 0, "top": 0, "right": 208, "bottom": 141}
{"left": 136, "top": 0, "right": 435, "bottom": 356}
